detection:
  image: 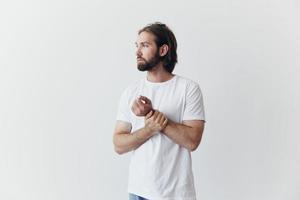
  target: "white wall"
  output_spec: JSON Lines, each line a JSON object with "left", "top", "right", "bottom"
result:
{"left": 0, "top": 0, "right": 299, "bottom": 199}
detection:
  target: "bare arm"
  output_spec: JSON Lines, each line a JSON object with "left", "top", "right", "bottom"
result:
{"left": 113, "top": 121, "right": 152, "bottom": 154}
{"left": 130, "top": 95, "right": 205, "bottom": 151}
{"left": 113, "top": 110, "right": 168, "bottom": 155}
{"left": 162, "top": 119, "right": 205, "bottom": 151}
{"left": 129, "top": 92, "right": 205, "bottom": 151}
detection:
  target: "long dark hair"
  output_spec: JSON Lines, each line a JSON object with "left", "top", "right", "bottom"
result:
{"left": 138, "top": 22, "right": 178, "bottom": 73}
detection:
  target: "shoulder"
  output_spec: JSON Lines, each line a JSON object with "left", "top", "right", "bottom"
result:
{"left": 119, "top": 78, "right": 143, "bottom": 98}
{"left": 176, "top": 75, "right": 201, "bottom": 90}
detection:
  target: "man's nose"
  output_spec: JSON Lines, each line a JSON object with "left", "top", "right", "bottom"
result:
{"left": 136, "top": 47, "right": 142, "bottom": 57}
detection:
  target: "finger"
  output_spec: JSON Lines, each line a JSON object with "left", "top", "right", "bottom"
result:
{"left": 161, "top": 118, "right": 168, "bottom": 130}
{"left": 162, "top": 118, "right": 168, "bottom": 127}
{"left": 159, "top": 113, "right": 166, "bottom": 125}
{"left": 156, "top": 112, "right": 164, "bottom": 123}
{"left": 138, "top": 96, "right": 146, "bottom": 104}
{"left": 138, "top": 97, "right": 148, "bottom": 105}
{"left": 139, "top": 99, "right": 146, "bottom": 104}
{"left": 145, "top": 108, "right": 154, "bottom": 117}
{"left": 152, "top": 110, "right": 158, "bottom": 120}
{"left": 135, "top": 100, "right": 144, "bottom": 112}
{"left": 139, "top": 96, "right": 151, "bottom": 104}
{"left": 136, "top": 100, "right": 144, "bottom": 108}
{"left": 145, "top": 110, "right": 153, "bottom": 119}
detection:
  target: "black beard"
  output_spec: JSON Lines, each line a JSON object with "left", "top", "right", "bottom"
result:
{"left": 137, "top": 53, "right": 161, "bottom": 71}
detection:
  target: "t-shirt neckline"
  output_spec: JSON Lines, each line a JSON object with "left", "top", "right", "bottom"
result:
{"left": 144, "top": 74, "right": 177, "bottom": 87}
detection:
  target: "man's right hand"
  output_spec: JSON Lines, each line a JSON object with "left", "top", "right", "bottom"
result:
{"left": 131, "top": 95, "right": 153, "bottom": 116}
{"left": 144, "top": 110, "right": 168, "bottom": 135}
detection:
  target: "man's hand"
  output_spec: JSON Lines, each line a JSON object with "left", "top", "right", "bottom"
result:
{"left": 131, "top": 95, "right": 153, "bottom": 116}
{"left": 144, "top": 110, "right": 168, "bottom": 135}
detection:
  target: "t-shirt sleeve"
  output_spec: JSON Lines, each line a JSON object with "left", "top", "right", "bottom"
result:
{"left": 182, "top": 83, "right": 206, "bottom": 122}
{"left": 116, "top": 89, "right": 132, "bottom": 123}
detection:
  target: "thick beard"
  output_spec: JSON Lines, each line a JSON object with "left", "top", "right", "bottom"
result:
{"left": 137, "top": 52, "right": 161, "bottom": 72}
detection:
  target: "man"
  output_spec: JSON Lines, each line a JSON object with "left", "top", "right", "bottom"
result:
{"left": 113, "top": 22, "right": 206, "bottom": 200}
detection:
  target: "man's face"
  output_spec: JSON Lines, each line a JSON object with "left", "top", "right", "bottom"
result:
{"left": 135, "top": 31, "right": 161, "bottom": 71}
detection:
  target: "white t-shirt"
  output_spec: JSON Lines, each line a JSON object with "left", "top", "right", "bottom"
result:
{"left": 116, "top": 75, "right": 205, "bottom": 200}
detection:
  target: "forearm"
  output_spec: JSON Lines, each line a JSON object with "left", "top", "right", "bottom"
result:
{"left": 113, "top": 127, "right": 154, "bottom": 155}
{"left": 162, "top": 119, "right": 202, "bottom": 151}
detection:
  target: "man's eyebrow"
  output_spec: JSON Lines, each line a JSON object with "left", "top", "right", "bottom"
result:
{"left": 135, "top": 41, "right": 150, "bottom": 45}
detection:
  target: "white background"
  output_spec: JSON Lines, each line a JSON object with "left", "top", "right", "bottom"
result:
{"left": 0, "top": 0, "right": 299, "bottom": 199}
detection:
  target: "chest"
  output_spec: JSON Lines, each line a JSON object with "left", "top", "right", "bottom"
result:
{"left": 130, "top": 84, "right": 186, "bottom": 130}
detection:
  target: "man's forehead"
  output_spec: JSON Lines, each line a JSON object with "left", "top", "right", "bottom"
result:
{"left": 136, "top": 32, "right": 156, "bottom": 44}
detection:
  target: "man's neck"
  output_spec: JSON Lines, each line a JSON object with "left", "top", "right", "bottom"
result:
{"left": 146, "top": 64, "right": 174, "bottom": 83}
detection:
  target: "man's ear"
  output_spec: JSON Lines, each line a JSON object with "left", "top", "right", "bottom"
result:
{"left": 159, "top": 44, "right": 169, "bottom": 57}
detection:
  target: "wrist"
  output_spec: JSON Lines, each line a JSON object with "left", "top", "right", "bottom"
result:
{"left": 143, "top": 126, "right": 156, "bottom": 137}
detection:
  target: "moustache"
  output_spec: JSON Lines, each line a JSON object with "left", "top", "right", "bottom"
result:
{"left": 137, "top": 57, "right": 145, "bottom": 61}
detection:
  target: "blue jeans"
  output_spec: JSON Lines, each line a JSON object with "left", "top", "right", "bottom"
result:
{"left": 129, "top": 193, "right": 148, "bottom": 200}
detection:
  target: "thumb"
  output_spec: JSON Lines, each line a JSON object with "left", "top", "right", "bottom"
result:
{"left": 140, "top": 96, "right": 151, "bottom": 104}
{"left": 145, "top": 109, "right": 153, "bottom": 119}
